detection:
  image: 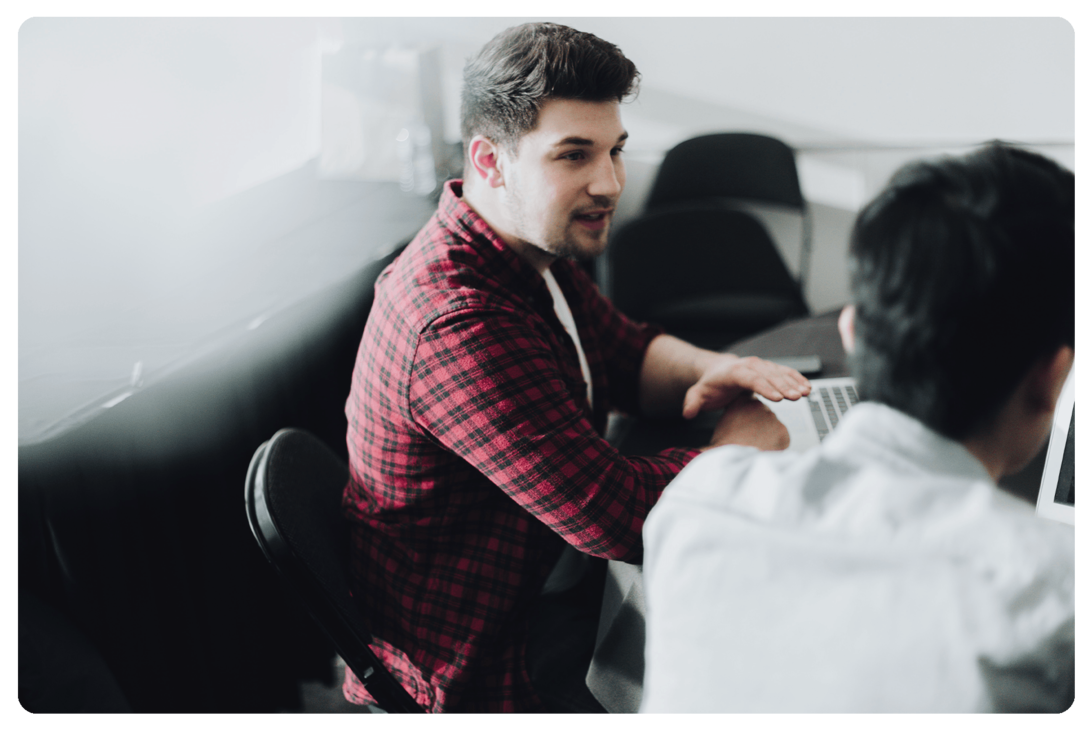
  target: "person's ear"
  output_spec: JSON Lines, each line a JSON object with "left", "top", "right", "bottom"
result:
{"left": 838, "top": 305, "right": 856, "bottom": 354}
{"left": 467, "top": 135, "right": 505, "bottom": 188}
{"left": 1025, "top": 345, "right": 1074, "bottom": 415}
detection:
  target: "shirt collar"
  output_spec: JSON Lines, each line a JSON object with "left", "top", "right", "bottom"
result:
{"left": 435, "top": 179, "right": 559, "bottom": 309}
{"left": 827, "top": 402, "right": 994, "bottom": 485}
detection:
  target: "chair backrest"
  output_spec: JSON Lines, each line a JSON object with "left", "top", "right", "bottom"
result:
{"left": 645, "top": 132, "right": 805, "bottom": 211}
{"left": 643, "top": 133, "right": 812, "bottom": 287}
{"left": 244, "top": 428, "right": 425, "bottom": 713}
{"left": 607, "top": 206, "right": 809, "bottom": 350}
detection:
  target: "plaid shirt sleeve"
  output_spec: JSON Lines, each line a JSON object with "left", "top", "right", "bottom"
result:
{"left": 409, "top": 302, "right": 698, "bottom": 562}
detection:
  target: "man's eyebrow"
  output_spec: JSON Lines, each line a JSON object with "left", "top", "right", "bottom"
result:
{"left": 553, "top": 131, "right": 629, "bottom": 147}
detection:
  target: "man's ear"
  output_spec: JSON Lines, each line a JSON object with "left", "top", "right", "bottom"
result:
{"left": 838, "top": 305, "right": 856, "bottom": 354}
{"left": 467, "top": 135, "right": 505, "bottom": 188}
{"left": 1025, "top": 345, "right": 1074, "bottom": 415}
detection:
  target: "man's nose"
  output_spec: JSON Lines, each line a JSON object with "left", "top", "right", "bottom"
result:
{"left": 588, "top": 156, "right": 623, "bottom": 199}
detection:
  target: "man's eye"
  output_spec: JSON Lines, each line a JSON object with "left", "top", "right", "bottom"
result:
{"left": 562, "top": 151, "right": 585, "bottom": 161}
{"left": 611, "top": 147, "right": 626, "bottom": 156}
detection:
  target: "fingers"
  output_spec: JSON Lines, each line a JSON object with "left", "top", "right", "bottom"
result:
{"left": 683, "top": 356, "right": 812, "bottom": 419}
{"left": 735, "top": 357, "right": 810, "bottom": 402}
{"left": 682, "top": 389, "right": 701, "bottom": 420}
{"left": 682, "top": 382, "right": 742, "bottom": 419}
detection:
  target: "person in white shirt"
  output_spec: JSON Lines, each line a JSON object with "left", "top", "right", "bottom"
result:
{"left": 640, "top": 142, "right": 1074, "bottom": 713}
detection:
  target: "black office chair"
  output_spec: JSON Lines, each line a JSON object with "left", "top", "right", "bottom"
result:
{"left": 607, "top": 206, "right": 809, "bottom": 351}
{"left": 643, "top": 132, "right": 814, "bottom": 287}
{"left": 244, "top": 428, "right": 426, "bottom": 713}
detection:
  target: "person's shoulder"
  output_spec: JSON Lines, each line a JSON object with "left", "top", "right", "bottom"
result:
{"left": 986, "top": 488, "right": 1074, "bottom": 566}
{"left": 378, "top": 222, "right": 507, "bottom": 318}
{"left": 658, "top": 443, "right": 809, "bottom": 513}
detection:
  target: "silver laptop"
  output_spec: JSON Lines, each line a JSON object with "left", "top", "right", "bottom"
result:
{"left": 1035, "top": 365, "right": 1074, "bottom": 525}
{"left": 758, "top": 376, "right": 858, "bottom": 452}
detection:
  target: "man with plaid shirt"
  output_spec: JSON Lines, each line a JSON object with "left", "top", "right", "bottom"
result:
{"left": 342, "top": 22, "right": 810, "bottom": 712}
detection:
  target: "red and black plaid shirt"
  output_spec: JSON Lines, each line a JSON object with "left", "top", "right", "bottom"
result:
{"left": 342, "top": 180, "right": 700, "bottom": 712}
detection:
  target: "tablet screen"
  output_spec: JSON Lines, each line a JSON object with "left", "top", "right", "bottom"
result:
{"left": 1053, "top": 409, "right": 1074, "bottom": 506}
{"left": 1036, "top": 367, "right": 1075, "bottom": 525}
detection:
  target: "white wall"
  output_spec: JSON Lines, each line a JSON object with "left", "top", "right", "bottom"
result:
{"left": 21, "top": 16, "right": 1073, "bottom": 215}
{"left": 20, "top": 18, "right": 331, "bottom": 351}
{"left": 328, "top": 17, "right": 1074, "bottom": 147}
{"left": 20, "top": 18, "right": 330, "bottom": 207}
{"left": 19, "top": 16, "right": 1076, "bottom": 340}
{"left": 577, "top": 17, "right": 1074, "bottom": 146}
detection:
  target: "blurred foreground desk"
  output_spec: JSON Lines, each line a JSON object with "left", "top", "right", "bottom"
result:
{"left": 586, "top": 309, "right": 1051, "bottom": 713}
{"left": 19, "top": 170, "right": 436, "bottom": 712}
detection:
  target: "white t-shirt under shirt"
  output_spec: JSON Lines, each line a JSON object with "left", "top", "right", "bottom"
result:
{"left": 538, "top": 266, "right": 596, "bottom": 596}
{"left": 542, "top": 267, "right": 593, "bottom": 406}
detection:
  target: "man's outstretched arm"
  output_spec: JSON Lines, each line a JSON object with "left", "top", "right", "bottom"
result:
{"left": 638, "top": 333, "right": 810, "bottom": 450}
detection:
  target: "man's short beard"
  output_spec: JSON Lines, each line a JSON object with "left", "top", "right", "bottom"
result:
{"left": 527, "top": 237, "right": 594, "bottom": 263}
{"left": 507, "top": 176, "right": 608, "bottom": 263}
{"left": 515, "top": 225, "right": 605, "bottom": 264}
{"left": 507, "top": 183, "right": 581, "bottom": 262}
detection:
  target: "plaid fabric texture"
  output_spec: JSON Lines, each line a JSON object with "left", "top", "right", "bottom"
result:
{"left": 342, "top": 180, "right": 700, "bottom": 712}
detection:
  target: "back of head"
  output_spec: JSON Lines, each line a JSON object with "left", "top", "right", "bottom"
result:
{"left": 849, "top": 142, "right": 1074, "bottom": 440}
{"left": 460, "top": 22, "right": 639, "bottom": 161}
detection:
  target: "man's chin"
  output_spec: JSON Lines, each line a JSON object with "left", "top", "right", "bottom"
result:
{"left": 528, "top": 228, "right": 610, "bottom": 263}
{"left": 564, "top": 230, "right": 610, "bottom": 261}
{"left": 559, "top": 246, "right": 607, "bottom": 264}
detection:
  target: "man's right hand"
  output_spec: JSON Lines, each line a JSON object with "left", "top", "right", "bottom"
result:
{"left": 703, "top": 395, "right": 789, "bottom": 452}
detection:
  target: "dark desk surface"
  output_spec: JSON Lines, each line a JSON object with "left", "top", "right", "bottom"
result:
{"left": 18, "top": 169, "right": 439, "bottom": 712}
{"left": 729, "top": 309, "right": 848, "bottom": 377}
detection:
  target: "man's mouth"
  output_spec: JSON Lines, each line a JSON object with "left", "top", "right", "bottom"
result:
{"left": 574, "top": 210, "right": 612, "bottom": 229}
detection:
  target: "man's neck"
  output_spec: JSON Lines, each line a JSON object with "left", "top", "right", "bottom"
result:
{"left": 959, "top": 435, "right": 1008, "bottom": 484}
{"left": 461, "top": 180, "right": 557, "bottom": 274}
{"left": 960, "top": 347, "right": 1073, "bottom": 485}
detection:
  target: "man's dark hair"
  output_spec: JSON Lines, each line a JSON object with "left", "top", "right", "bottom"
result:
{"left": 460, "top": 22, "right": 639, "bottom": 157}
{"left": 848, "top": 142, "right": 1074, "bottom": 440}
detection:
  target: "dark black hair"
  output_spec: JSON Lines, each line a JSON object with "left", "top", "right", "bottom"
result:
{"left": 460, "top": 22, "right": 639, "bottom": 157}
{"left": 848, "top": 142, "right": 1074, "bottom": 440}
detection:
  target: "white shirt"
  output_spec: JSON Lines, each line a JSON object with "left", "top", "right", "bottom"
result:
{"left": 640, "top": 403, "right": 1074, "bottom": 713}
{"left": 542, "top": 267, "right": 593, "bottom": 406}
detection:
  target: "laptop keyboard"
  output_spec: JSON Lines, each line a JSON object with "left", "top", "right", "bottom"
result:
{"left": 809, "top": 383, "right": 859, "bottom": 441}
